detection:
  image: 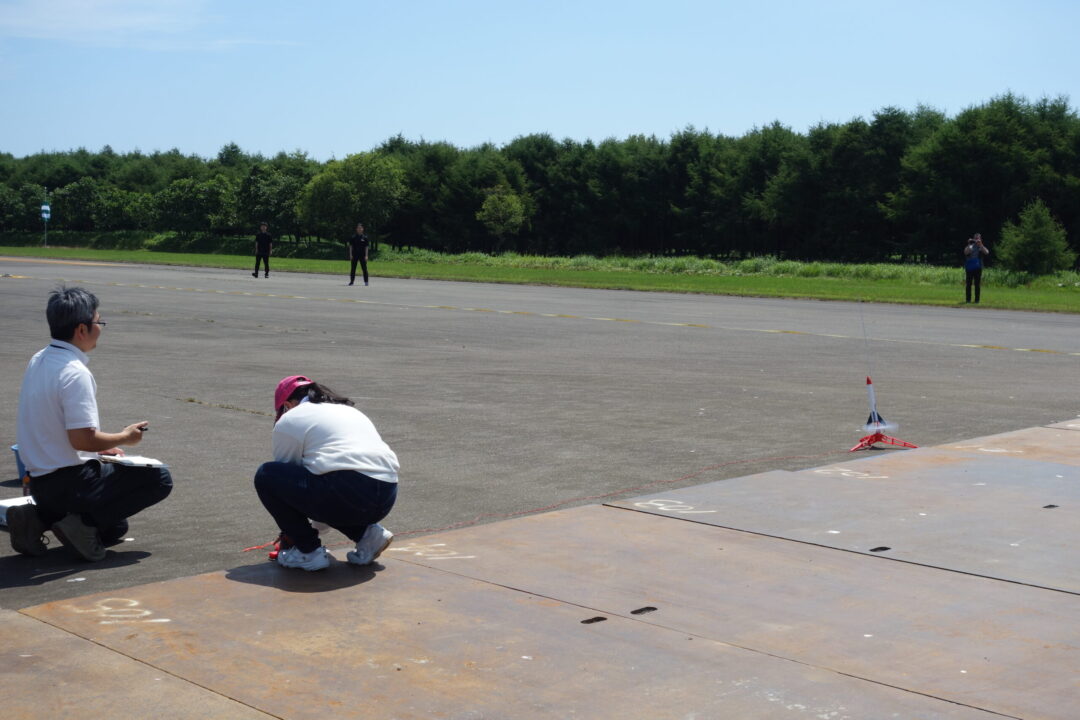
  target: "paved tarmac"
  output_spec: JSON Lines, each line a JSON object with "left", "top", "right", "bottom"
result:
{"left": 6, "top": 422, "right": 1079, "bottom": 718}
{"left": 2, "top": 257, "right": 1079, "bottom": 610}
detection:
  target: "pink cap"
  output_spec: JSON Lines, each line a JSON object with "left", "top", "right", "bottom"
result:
{"left": 274, "top": 375, "right": 313, "bottom": 420}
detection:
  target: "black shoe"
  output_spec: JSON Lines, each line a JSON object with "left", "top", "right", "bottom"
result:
{"left": 265, "top": 274, "right": 269, "bottom": 278}
{"left": 252, "top": 272, "right": 258, "bottom": 277}
{"left": 7, "top": 503, "right": 48, "bottom": 556}
{"left": 100, "top": 519, "right": 130, "bottom": 547}
{"left": 52, "top": 514, "right": 106, "bottom": 561}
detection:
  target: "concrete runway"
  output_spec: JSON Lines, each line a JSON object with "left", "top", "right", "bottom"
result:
{"left": 2, "top": 257, "right": 1078, "bottom": 609}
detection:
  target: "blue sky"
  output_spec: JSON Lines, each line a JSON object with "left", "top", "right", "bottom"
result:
{"left": 1, "top": 0, "right": 1077, "bottom": 160}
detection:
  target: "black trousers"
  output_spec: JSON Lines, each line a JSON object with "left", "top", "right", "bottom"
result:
{"left": 30, "top": 460, "right": 173, "bottom": 543}
{"left": 254, "top": 253, "right": 270, "bottom": 275}
{"left": 965, "top": 268, "right": 982, "bottom": 303}
{"left": 349, "top": 257, "right": 368, "bottom": 284}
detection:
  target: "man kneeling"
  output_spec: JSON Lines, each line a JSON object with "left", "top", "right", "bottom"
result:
{"left": 10, "top": 287, "right": 172, "bottom": 562}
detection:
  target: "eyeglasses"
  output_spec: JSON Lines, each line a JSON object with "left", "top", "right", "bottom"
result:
{"left": 89, "top": 320, "right": 107, "bottom": 327}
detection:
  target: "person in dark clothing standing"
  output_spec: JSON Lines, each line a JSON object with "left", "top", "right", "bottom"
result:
{"left": 347, "top": 222, "right": 369, "bottom": 286}
{"left": 253, "top": 222, "right": 272, "bottom": 278}
{"left": 964, "top": 233, "right": 989, "bottom": 303}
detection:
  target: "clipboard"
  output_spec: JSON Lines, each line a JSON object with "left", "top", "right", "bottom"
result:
{"left": 98, "top": 454, "right": 168, "bottom": 468}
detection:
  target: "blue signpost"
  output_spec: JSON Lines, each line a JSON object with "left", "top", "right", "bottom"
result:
{"left": 41, "top": 201, "right": 51, "bottom": 247}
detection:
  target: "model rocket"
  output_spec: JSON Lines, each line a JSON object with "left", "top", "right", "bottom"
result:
{"left": 851, "top": 375, "right": 917, "bottom": 452}
{"left": 864, "top": 376, "right": 887, "bottom": 429}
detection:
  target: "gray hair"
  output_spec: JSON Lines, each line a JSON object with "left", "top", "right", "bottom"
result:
{"left": 47, "top": 286, "right": 99, "bottom": 341}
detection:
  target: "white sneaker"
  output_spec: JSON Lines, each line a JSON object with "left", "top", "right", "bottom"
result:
{"left": 277, "top": 545, "right": 330, "bottom": 571}
{"left": 347, "top": 524, "right": 393, "bottom": 566}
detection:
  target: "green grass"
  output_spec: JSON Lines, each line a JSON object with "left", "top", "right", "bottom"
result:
{"left": 3, "top": 245, "right": 1079, "bottom": 313}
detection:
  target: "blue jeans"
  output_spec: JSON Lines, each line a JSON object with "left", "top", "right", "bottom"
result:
{"left": 254, "top": 462, "right": 397, "bottom": 553}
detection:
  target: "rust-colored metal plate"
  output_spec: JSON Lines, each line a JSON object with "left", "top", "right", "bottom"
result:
{"left": 0, "top": 609, "right": 273, "bottom": 720}
{"left": 611, "top": 444, "right": 1080, "bottom": 592}
{"left": 19, "top": 559, "right": 999, "bottom": 719}
{"left": 389, "top": 505, "right": 1080, "bottom": 720}
{"left": 814, "top": 427, "right": 1080, "bottom": 483}
{"left": 826, "top": 427, "right": 1080, "bottom": 476}
{"left": 937, "top": 426, "right": 1080, "bottom": 466}
{"left": 1045, "top": 419, "right": 1080, "bottom": 431}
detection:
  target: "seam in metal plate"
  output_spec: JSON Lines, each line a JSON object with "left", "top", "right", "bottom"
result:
{"left": 388, "top": 504, "right": 1080, "bottom": 719}
{"left": 16, "top": 561, "right": 1004, "bottom": 719}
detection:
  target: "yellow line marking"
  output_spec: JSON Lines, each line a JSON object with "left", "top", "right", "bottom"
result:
{"left": 8, "top": 272, "right": 1075, "bottom": 356}
{"left": 0, "top": 256, "right": 128, "bottom": 267}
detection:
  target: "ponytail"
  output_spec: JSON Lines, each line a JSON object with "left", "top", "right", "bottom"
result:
{"left": 287, "top": 381, "right": 354, "bottom": 408}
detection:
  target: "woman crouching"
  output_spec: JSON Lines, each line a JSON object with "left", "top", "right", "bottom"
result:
{"left": 255, "top": 375, "right": 399, "bottom": 571}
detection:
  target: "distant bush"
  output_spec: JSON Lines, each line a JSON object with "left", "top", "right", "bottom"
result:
{"left": 0, "top": 230, "right": 159, "bottom": 249}
{"left": 149, "top": 232, "right": 250, "bottom": 254}
{"left": 997, "top": 199, "right": 1077, "bottom": 275}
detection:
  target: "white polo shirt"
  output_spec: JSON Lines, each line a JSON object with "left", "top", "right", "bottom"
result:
{"left": 272, "top": 400, "right": 399, "bottom": 483}
{"left": 16, "top": 340, "right": 100, "bottom": 475}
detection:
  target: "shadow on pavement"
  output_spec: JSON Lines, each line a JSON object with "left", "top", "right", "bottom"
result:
{"left": 0, "top": 547, "right": 152, "bottom": 590}
{"left": 224, "top": 557, "right": 384, "bottom": 593}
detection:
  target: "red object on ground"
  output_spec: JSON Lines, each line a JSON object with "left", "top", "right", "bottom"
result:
{"left": 851, "top": 375, "right": 918, "bottom": 452}
{"left": 239, "top": 533, "right": 293, "bottom": 560}
{"left": 268, "top": 533, "right": 293, "bottom": 561}
{"left": 850, "top": 431, "right": 918, "bottom": 452}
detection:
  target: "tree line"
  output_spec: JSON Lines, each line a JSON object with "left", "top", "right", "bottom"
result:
{"left": 1, "top": 93, "right": 1077, "bottom": 267}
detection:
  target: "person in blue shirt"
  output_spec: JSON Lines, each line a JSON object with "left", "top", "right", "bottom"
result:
{"left": 964, "top": 233, "right": 989, "bottom": 303}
